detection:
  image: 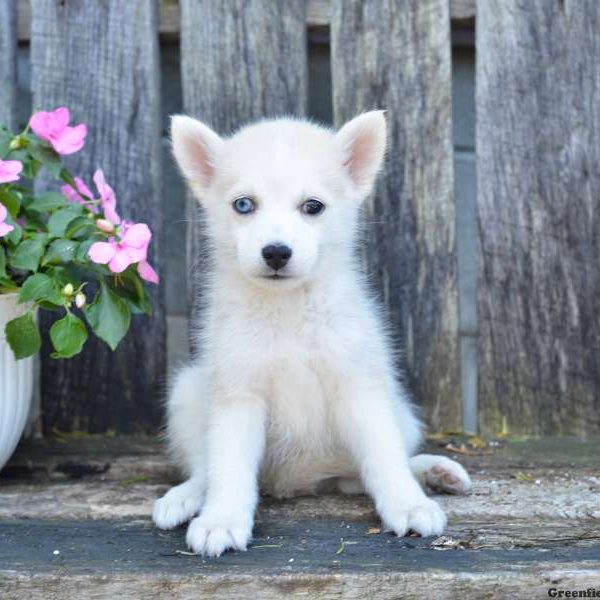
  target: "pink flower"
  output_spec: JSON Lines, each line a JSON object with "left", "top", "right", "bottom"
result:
{"left": 61, "top": 176, "right": 95, "bottom": 209}
{"left": 30, "top": 107, "right": 87, "bottom": 155}
{"left": 61, "top": 169, "right": 121, "bottom": 224}
{"left": 0, "top": 203, "right": 14, "bottom": 237}
{"left": 0, "top": 159, "right": 23, "bottom": 184}
{"left": 89, "top": 221, "right": 159, "bottom": 283}
{"left": 93, "top": 169, "right": 120, "bottom": 224}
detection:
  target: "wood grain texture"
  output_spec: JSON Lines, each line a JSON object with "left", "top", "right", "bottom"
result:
{"left": 0, "top": 0, "right": 18, "bottom": 130}
{"left": 476, "top": 0, "right": 600, "bottom": 435}
{"left": 331, "top": 0, "right": 459, "bottom": 430}
{"left": 31, "top": 0, "right": 165, "bottom": 433}
{"left": 180, "top": 0, "right": 308, "bottom": 336}
{"left": 15, "top": 0, "right": 476, "bottom": 40}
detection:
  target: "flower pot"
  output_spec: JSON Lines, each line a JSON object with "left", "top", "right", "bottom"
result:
{"left": 0, "top": 293, "right": 34, "bottom": 471}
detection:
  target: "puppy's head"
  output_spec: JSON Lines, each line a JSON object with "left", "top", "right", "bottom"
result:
{"left": 171, "top": 112, "right": 386, "bottom": 289}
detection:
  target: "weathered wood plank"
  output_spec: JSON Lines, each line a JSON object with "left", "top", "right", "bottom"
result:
{"left": 15, "top": 0, "right": 476, "bottom": 40}
{"left": 0, "top": 0, "right": 18, "bottom": 130}
{"left": 331, "top": 0, "right": 459, "bottom": 430}
{"left": 476, "top": 0, "right": 600, "bottom": 435}
{"left": 180, "top": 0, "right": 308, "bottom": 333}
{"left": 31, "top": 0, "right": 165, "bottom": 433}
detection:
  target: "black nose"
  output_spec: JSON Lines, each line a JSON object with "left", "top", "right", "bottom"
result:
{"left": 262, "top": 243, "right": 292, "bottom": 270}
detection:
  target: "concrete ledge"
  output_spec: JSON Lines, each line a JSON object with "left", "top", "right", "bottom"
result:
{"left": 1, "top": 437, "right": 599, "bottom": 598}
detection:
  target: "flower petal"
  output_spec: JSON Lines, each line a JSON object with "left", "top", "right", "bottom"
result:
{"left": 51, "top": 107, "right": 71, "bottom": 129}
{"left": 30, "top": 112, "right": 53, "bottom": 141}
{"left": 30, "top": 107, "right": 71, "bottom": 141}
{"left": 74, "top": 176, "right": 94, "bottom": 200}
{"left": 121, "top": 223, "right": 151, "bottom": 249}
{"left": 108, "top": 248, "right": 134, "bottom": 273}
{"left": 137, "top": 260, "right": 159, "bottom": 284}
{"left": 0, "top": 160, "right": 23, "bottom": 183}
{"left": 93, "top": 169, "right": 120, "bottom": 224}
{"left": 51, "top": 124, "right": 87, "bottom": 155}
{"left": 0, "top": 222, "right": 14, "bottom": 237}
{"left": 88, "top": 241, "right": 117, "bottom": 264}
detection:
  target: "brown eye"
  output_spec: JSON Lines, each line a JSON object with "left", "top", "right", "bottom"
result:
{"left": 233, "top": 196, "right": 256, "bottom": 215}
{"left": 301, "top": 198, "right": 325, "bottom": 216}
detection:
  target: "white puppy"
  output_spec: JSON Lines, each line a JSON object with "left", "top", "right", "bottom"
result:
{"left": 153, "top": 112, "right": 471, "bottom": 557}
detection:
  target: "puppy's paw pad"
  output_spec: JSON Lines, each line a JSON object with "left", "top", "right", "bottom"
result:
{"left": 425, "top": 459, "right": 472, "bottom": 495}
{"left": 152, "top": 483, "right": 203, "bottom": 530}
{"left": 387, "top": 498, "right": 447, "bottom": 538}
{"left": 186, "top": 516, "right": 251, "bottom": 557}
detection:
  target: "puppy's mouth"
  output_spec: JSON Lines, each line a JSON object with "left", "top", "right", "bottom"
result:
{"left": 261, "top": 272, "right": 290, "bottom": 280}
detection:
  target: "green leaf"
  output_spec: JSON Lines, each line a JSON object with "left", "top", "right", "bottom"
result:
{"left": 0, "top": 128, "right": 12, "bottom": 158}
{"left": 21, "top": 157, "right": 41, "bottom": 179}
{"left": 0, "top": 188, "right": 21, "bottom": 218}
{"left": 85, "top": 284, "right": 131, "bottom": 351}
{"left": 60, "top": 169, "right": 76, "bottom": 187}
{"left": 75, "top": 239, "right": 95, "bottom": 263}
{"left": 28, "top": 192, "right": 67, "bottom": 213}
{"left": 0, "top": 246, "right": 6, "bottom": 278}
{"left": 28, "top": 142, "right": 62, "bottom": 177}
{"left": 0, "top": 278, "right": 19, "bottom": 293}
{"left": 49, "top": 312, "right": 88, "bottom": 358}
{"left": 19, "top": 211, "right": 47, "bottom": 232}
{"left": 65, "top": 215, "right": 95, "bottom": 239}
{"left": 111, "top": 267, "right": 152, "bottom": 315}
{"left": 5, "top": 311, "right": 41, "bottom": 359}
{"left": 19, "top": 273, "right": 63, "bottom": 305}
{"left": 9, "top": 234, "right": 48, "bottom": 271}
{"left": 47, "top": 206, "right": 83, "bottom": 238}
{"left": 4, "top": 220, "right": 22, "bottom": 245}
{"left": 43, "top": 238, "right": 80, "bottom": 265}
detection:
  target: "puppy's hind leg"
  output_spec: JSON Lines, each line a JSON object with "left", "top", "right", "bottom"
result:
{"left": 410, "top": 454, "right": 472, "bottom": 495}
{"left": 153, "top": 364, "right": 208, "bottom": 530}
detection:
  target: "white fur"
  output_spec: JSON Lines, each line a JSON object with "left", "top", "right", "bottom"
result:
{"left": 153, "top": 112, "right": 471, "bottom": 556}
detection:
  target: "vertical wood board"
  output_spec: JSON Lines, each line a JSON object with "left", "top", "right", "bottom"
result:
{"left": 476, "top": 0, "right": 600, "bottom": 434}
{"left": 31, "top": 0, "right": 165, "bottom": 433}
{"left": 331, "top": 0, "right": 459, "bottom": 430}
{"left": 0, "top": 0, "right": 18, "bottom": 130}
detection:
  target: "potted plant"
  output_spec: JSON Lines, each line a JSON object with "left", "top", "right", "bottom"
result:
{"left": 0, "top": 107, "right": 159, "bottom": 470}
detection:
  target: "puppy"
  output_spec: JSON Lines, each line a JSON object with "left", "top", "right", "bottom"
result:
{"left": 153, "top": 112, "right": 471, "bottom": 557}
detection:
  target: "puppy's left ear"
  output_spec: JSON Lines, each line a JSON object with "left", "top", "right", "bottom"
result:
{"left": 335, "top": 111, "right": 387, "bottom": 198}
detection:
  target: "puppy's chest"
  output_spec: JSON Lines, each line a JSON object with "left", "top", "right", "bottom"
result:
{"left": 216, "top": 292, "right": 355, "bottom": 442}
{"left": 255, "top": 309, "right": 339, "bottom": 444}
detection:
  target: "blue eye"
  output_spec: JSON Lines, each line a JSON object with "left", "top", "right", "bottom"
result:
{"left": 233, "top": 196, "right": 256, "bottom": 215}
{"left": 301, "top": 198, "right": 325, "bottom": 216}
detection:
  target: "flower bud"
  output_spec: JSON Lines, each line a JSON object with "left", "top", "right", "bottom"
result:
{"left": 9, "top": 136, "right": 25, "bottom": 150}
{"left": 75, "top": 292, "right": 86, "bottom": 309}
{"left": 62, "top": 283, "right": 74, "bottom": 296}
{"left": 96, "top": 218, "right": 115, "bottom": 233}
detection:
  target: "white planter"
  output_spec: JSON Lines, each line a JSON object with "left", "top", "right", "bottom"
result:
{"left": 0, "top": 293, "right": 34, "bottom": 471}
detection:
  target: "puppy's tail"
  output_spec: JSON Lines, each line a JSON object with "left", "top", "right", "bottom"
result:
{"left": 409, "top": 454, "right": 472, "bottom": 495}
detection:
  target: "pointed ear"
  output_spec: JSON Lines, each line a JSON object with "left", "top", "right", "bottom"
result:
{"left": 171, "top": 115, "right": 223, "bottom": 196}
{"left": 335, "top": 111, "right": 387, "bottom": 197}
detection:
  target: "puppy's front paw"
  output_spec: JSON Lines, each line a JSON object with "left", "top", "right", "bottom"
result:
{"left": 153, "top": 480, "right": 204, "bottom": 530}
{"left": 385, "top": 497, "right": 447, "bottom": 538}
{"left": 186, "top": 514, "right": 252, "bottom": 557}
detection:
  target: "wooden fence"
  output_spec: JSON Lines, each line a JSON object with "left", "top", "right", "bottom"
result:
{"left": 0, "top": 0, "right": 598, "bottom": 437}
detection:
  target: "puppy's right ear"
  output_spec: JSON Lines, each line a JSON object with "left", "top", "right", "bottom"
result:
{"left": 171, "top": 115, "right": 223, "bottom": 197}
